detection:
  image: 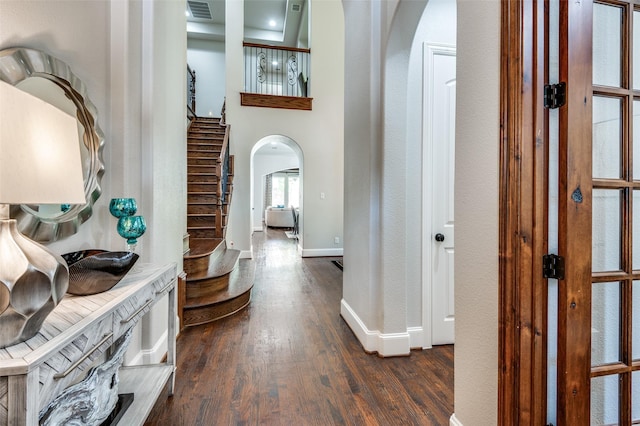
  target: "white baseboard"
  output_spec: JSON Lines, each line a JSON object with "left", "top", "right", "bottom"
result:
{"left": 301, "top": 248, "right": 344, "bottom": 257}
{"left": 142, "top": 330, "right": 168, "bottom": 365}
{"left": 450, "top": 413, "right": 463, "bottom": 426}
{"left": 379, "top": 332, "right": 412, "bottom": 356}
{"left": 240, "top": 250, "right": 252, "bottom": 259}
{"left": 341, "top": 299, "right": 378, "bottom": 351}
{"left": 340, "top": 299, "right": 411, "bottom": 357}
{"left": 407, "top": 326, "right": 425, "bottom": 349}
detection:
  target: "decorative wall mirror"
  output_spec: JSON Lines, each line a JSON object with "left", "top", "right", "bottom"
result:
{"left": 0, "top": 47, "right": 105, "bottom": 242}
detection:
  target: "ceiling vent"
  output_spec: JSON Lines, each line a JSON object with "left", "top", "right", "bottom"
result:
{"left": 291, "top": 3, "right": 301, "bottom": 12}
{"left": 188, "top": 1, "right": 212, "bottom": 19}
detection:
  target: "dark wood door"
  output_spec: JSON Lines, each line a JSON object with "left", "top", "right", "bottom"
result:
{"left": 557, "top": 0, "right": 640, "bottom": 424}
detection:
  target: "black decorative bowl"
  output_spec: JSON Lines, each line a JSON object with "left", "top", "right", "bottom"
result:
{"left": 62, "top": 250, "right": 139, "bottom": 295}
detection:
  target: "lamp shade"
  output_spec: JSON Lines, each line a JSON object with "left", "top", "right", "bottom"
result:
{"left": 0, "top": 80, "right": 85, "bottom": 205}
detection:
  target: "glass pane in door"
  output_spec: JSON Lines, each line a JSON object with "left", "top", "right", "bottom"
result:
{"left": 593, "top": 3, "right": 622, "bottom": 87}
{"left": 634, "top": 192, "right": 640, "bottom": 269}
{"left": 633, "top": 371, "right": 640, "bottom": 422}
{"left": 635, "top": 11, "right": 640, "bottom": 90}
{"left": 591, "top": 374, "right": 620, "bottom": 425}
{"left": 593, "top": 96, "right": 621, "bottom": 179}
{"left": 593, "top": 189, "right": 622, "bottom": 272}
{"left": 591, "top": 282, "right": 621, "bottom": 366}
{"left": 633, "top": 100, "right": 640, "bottom": 179}
{"left": 634, "top": 281, "right": 640, "bottom": 360}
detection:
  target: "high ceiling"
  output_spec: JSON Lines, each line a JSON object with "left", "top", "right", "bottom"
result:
{"left": 186, "top": 0, "right": 308, "bottom": 47}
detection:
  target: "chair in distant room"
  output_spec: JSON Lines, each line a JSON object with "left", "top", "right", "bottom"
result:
{"left": 291, "top": 206, "right": 299, "bottom": 239}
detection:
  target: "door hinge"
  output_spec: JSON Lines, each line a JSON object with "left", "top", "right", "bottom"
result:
{"left": 544, "top": 82, "right": 566, "bottom": 109}
{"left": 543, "top": 254, "right": 565, "bottom": 280}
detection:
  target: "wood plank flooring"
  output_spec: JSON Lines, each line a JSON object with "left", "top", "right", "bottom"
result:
{"left": 144, "top": 228, "right": 454, "bottom": 425}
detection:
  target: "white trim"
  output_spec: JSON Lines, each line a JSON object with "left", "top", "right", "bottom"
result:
{"left": 142, "top": 330, "right": 168, "bottom": 364}
{"left": 253, "top": 227, "right": 264, "bottom": 232}
{"left": 240, "top": 250, "right": 253, "bottom": 259}
{"left": 379, "top": 333, "right": 411, "bottom": 357}
{"left": 301, "top": 248, "right": 344, "bottom": 257}
{"left": 341, "top": 299, "right": 379, "bottom": 352}
{"left": 407, "top": 326, "right": 426, "bottom": 349}
{"left": 449, "top": 413, "right": 463, "bottom": 426}
{"left": 340, "top": 299, "right": 411, "bottom": 356}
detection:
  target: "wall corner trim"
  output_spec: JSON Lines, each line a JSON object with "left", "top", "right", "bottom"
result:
{"left": 407, "top": 326, "right": 427, "bottom": 349}
{"left": 340, "top": 299, "right": 411, "bottom": 356}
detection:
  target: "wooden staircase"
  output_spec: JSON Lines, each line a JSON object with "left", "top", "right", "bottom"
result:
{"left": 180, "top": 117, "right": 254, "bottom": 329}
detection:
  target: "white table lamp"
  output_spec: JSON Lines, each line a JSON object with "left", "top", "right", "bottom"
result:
{"left": 0, "top": 80, "right": 85, "bottom": 348}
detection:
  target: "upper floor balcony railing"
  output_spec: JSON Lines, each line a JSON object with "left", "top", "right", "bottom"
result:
{"left": 241, "top": 42, "right": 312, "bottom": 111}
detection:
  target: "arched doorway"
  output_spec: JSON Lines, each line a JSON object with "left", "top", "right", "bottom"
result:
{"left": 250, "top": 135, "right": 304, "bottom": 251}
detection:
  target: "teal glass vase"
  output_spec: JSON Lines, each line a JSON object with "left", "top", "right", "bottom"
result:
{"left": 109, "top": 198, "right": 137, "bottom": 218}
{"left": 117, "top": 215, "right": 146, "bottom": 252}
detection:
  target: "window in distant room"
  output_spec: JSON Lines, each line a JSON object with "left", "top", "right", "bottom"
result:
{"left": 288, "top": 175, "right": 300, "bottom": 208}
{"left": 271, "top": 170, "right": 299, "bottom": 208}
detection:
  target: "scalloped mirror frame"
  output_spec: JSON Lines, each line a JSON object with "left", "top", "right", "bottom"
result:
{"left": 0, "top": 47, "right": 105, "bottom": 242}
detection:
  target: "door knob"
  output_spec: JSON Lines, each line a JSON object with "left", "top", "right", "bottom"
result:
{"left": 435, "top": 233, "right": 445, "bottom": 242}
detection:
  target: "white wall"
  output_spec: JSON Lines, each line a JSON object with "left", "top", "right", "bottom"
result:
{"left": 0, "top": 0, "right": 186, "bottom": 367}
{"left": 187, "top": 38, "right": 226, "bottom": 117}
{"left": 343, "top": 4, "right": 500, "bottom": 421}
{"left": 342, "top": 0, "right": 383, "bottom": 348}
{"left": 140, "top": 0, "right": 187, "bottom": 363}
{"left": 225, "top": 0, "right": 344, "bottom": 258}
{"left": 342, "top": 0, "right": 430, "bottom": 356}
{"left": 453, "top": 0, "right": 500, "bottom": 424}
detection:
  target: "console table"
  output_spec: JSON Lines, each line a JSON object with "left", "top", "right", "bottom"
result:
{"left": 0, "top": 262, "right": 177, "bottom": 425}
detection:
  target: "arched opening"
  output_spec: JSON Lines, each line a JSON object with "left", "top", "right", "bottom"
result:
{"left": 250, "top": 135, "right": 304, "bottom": 251}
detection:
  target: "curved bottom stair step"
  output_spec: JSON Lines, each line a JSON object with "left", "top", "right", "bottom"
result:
{"left": 183, "top": 238, "right": 223, "bottom": 275}
{"left": 183, "top": 258, "right": 255, "bottom": 327}
{"left": 187, "top": 246, "right": 240, "bottom": 281}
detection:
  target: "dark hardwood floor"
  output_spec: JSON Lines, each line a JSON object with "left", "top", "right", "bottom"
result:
{"left": 145, "top": 228, "right": 454, "bottom": 425}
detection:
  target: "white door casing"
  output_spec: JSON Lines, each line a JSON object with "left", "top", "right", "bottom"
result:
{"left": 422, "top": 43, "right": 456, "bottom": 347}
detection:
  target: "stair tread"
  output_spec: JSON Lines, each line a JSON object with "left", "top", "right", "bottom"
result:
{"left": 187, "top": 247, "right": 241, "bottom": 281}
{"left": 184, "top": 258, "right": 254, "bottom": 308}
{"left": 186, "top": 238, "right": 223, "bottom": 257}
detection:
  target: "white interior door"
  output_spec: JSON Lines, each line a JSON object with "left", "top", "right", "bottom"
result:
{"left": 425, "top": 43, "right": 456, "bottom": 346}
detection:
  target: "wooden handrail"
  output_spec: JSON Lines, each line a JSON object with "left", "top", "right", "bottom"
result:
{"left": 242, "top": 41, "right": 310, "bottom": 54}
